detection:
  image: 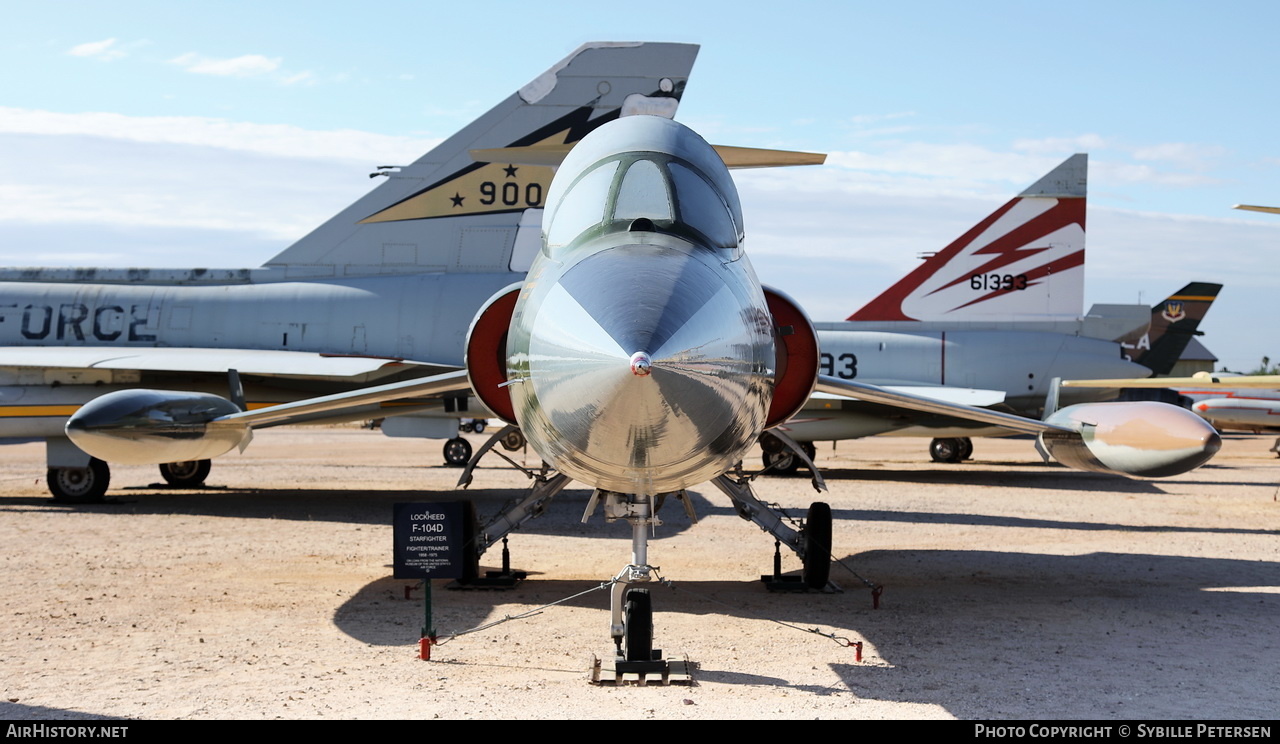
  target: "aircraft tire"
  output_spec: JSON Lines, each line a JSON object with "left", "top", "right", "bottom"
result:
{"left": 159, "top": 459, "right": 212, "bottom": 487}
{"left": 500, "top": 429, "right": 525, "bottom": 452}
{"left": 623, "top": 588, "right": 654, "bottom": 662}
{"left": 762, "top": 449, "right": 800, "bottom": 475}
{"left": 957, "top": 437, "right": 974, "bottom": 461}
{"left": 48, "top": 459, "right": 111, "bottom": 503}
{"left": 473, "top": 421, "right": 486, "bottom": 434}
{"left": 443, "top": 437, "right": 473, "bottom": 467}
{"left": 929, "top": 438, "right": 963, "bottom": 463}
{"left": 801, "top": 441, "right": 817, "bottom": 465}
{"left": 802, "top": 501, "right": 832, "bottom": 590}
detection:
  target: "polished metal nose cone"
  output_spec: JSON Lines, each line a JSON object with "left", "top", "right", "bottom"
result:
{"left": 630, "top": 351, "right": 652, "bottom": 377}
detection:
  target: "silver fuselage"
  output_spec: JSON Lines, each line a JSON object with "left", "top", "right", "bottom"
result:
{"left": 506, "top": 116, "right": 774, "bottom": 494}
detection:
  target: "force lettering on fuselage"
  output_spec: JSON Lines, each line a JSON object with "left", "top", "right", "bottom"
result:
{"left": 2, "top": 304, "right": 157, "bottom": 342}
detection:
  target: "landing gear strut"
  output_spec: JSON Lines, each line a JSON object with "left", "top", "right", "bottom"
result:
{"left": 711, "top": 473, "right": 835, "bottom": 591}
{"left": 587, "top": 490, "right": 695, "bottom": 684}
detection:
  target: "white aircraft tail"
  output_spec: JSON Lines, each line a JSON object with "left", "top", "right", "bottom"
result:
{"left": 848, "top": 154, "right": 1087, "bottom": 322}
{"left": 265, "top": 42, "right": 699, "bottom": 278}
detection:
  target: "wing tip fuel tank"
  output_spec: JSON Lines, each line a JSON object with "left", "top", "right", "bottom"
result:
{"left": 65, "top": 390, "right": 249, "bottom": 465}
{"left": 1040, "top": 401, "right": 1222, "bottom": 478}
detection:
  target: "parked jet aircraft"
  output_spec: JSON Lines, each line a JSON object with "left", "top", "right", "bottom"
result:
{"left": 763, "top": 151, "right": 1222, "bottom": 469}
{"left": 64, "top": 110, "right": 1222, "bottom": 667}
{"left": 1063, "top": 373, "right": 1280, "bottom": 456}
{"left": 0, "top": 42, "right": 701, "bottom": 500}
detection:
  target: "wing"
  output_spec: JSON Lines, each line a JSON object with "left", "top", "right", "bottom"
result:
{"left": 813, "top": 375, "right": 1221, "bottom": 477}
{"left": 813, "top": 376, "right": 1062, "bottom": 436}
{"left": 64, "top": 369, "right": 476, "bottom": 465}
{"left": 1063, "top": 374, "right": 1280, "bottom": 390}
{"left": 0, "top": 346, "right": 456, "bottom": 381}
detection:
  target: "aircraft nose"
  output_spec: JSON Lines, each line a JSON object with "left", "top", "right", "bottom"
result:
{"left": 516, "top": 244, "right": 772, "bottom": 491}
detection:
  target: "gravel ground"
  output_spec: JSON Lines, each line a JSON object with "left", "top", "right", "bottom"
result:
{"left": 0, "top": 428, "right": 1276, "bottom": 720}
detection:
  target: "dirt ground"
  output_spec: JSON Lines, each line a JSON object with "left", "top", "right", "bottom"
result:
{"left": 0, "top": 428, "right": 1276, "bottom": 720}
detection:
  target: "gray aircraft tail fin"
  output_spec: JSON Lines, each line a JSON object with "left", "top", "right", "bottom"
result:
{"left": 1117, "top": 282, "right": 1223, "bottom": 375}
{"left": 264, "top": 42, "right": 699, "bottom": 278}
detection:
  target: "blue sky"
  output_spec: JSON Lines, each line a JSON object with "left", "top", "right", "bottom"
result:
{"left": 1, "top": 1, "right": 1277, "bottom": 371}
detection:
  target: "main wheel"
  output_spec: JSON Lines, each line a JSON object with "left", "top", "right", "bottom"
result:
{"left": 802, "top": 501, "right": 832, "bottom": 590}
{"left": 159, "top": 459, "right": 211, "bottom": 487}
{"left": 929, "top": 437, "right": 963, "bottom": 463}
{"left": 472, "top": 421, "right": 486, "bottom": 434}
{"left": 957, "top": 437, "right": 974, "bottom": 461}
{"left": 48, "top": 459, "right": 110, "bottom": 503}
{"left": 623, "top": 588, "right": 653, "bottom": 662}
{"left": 801, "top": 441, "right": 817, "bottom": 465}
{"left": 762, "top": 449, "right": 800, "bottom": 475}
{"left": 500, "top": 429, "right": 525, "bottom": 452}
{"left": 443, "top": 437, "right": 472, "bottom": 467}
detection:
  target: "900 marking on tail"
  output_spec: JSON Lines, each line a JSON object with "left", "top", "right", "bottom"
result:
{"left": 477, "top": 180, "right": 544, "bottom": 208}
{"left": 969, "top": 273, "right": 1030, "bottom": 291}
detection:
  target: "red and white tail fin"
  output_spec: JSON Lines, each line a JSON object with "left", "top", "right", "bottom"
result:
{"left": 848, "top": 154, "right": 1087, "bottom": 322}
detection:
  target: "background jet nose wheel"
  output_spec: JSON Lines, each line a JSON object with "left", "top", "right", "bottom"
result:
{"left": 802, "top": 501, "right": 832, "bottom": 590}
{"left": 443, "top": 437, "right": 473, "bottom": 467}
{"left": 47, "top": 458, "right": 110, "bottom": 503}
{"left": 159, "top": 459, "right": 211, "bottom": 487}
{"left": 623, "top": 588, "right": 654, "bottom": 662}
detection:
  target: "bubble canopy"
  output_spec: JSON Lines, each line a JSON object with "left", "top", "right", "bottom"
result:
{"left": 543, "top": 115, "right": 744, "bottom": 257}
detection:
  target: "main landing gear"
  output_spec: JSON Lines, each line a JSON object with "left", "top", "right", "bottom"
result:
{"left": 712, "top": 474, "right": 834, "bottom": 591}
{"left": 929, "top": 437, "right": 973, "bottom": 463}
{"left": 442, "top": 437, "right": 473, "bottom": 467}
{"left": 47, "top": 458, "right": 111, "bottom": 503}
{"left": 455, "top": 446, "right": 831, "bottom": 683}
{"left": 158, "top": 460, "right": 212, "bottom": 487}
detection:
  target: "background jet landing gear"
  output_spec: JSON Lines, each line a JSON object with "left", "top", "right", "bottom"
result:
{"left": 158, "top": 459, "right": 212, "bottom": 487}
{"left": 759, "top": 432, "right": 816, "bottom": 476}
{"left": 929, "top": 437, "right": 973, "bottom": 463}
{"left": 442, "top": 437, "right": 472, "bottom": 467}
{"left": 47, "top": 458, "right": 110, "bottom": 503}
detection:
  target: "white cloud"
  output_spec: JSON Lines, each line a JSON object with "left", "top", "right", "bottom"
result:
{"left": 67, "top": 38, "right": 126, "bottom": 61}
{"left": 169, "top": 52, "right": 282, "bottom": 77}
{"left": 1013, "top": 134, "right": 1109, "bottom": 154}
{"left": 1131, "top": 142, "right": 1227, "bottom": 169}
{"left": 0, "top": 107, "right": 439, "bottom": 164}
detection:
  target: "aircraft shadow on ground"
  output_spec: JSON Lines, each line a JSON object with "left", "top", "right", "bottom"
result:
{"left": 332, "top": 550, "right": 1279, "bottom": 718}
{"left": 0, "top": 702, "right": 125, "bottom": 720}
{"left": 798, "top": 466, "right": 1172, "bottom": 492}
{"left": 12, "top": 479, "right": 1270, "bottom": 543}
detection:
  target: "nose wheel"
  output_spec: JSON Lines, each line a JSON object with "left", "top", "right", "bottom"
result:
{"left": 622, "top": 588, "right": 654, "bottom": 662}
{"left": 589, "top": 491, "right": 695, "bottom": 684}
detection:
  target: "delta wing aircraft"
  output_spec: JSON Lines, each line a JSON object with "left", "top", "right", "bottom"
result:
{"left": 763, "top": 156, "right": 1222, "bottom": 470}
{"left": 64, "top": 107, "right": 1222, "bottom": 667}
{"left": 0, "top": 42, "right": 700, "bottom": 501}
